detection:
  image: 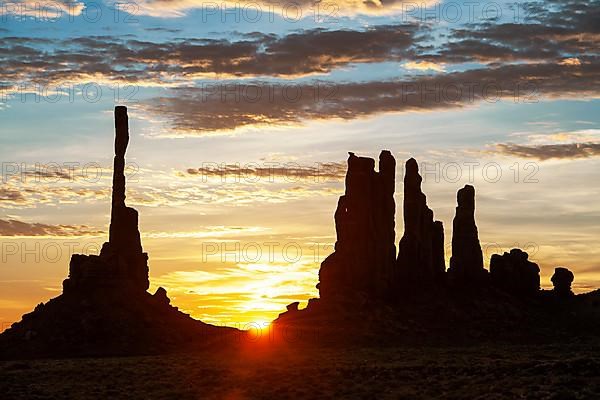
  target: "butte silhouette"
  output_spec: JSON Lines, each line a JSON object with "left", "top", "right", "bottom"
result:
{"left": 275, "top": 151, "right": 600, "bottom": 344}
{"left": 0, "top": 107, "right": 235, "bottom": 359}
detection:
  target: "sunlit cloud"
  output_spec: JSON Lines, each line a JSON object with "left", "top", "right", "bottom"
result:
{"left": 432, "top": 1, "right": 600, "bottom": 64}
{"left": 491, "top": 129, "right": 600, "bottom": 160}
{"left": 130, "top": 0, "right": 439, "bottom": 18}
{"left": 0, "top": 162, "right": 343, "bottom": 210}
{"left": 144, "top": 226, "right": 270, "bottom": 239}
{"left": 559, "top": 58, "right": 582, "bottom": 66}
{"left": 0, "top": 218, "right": 103, "bottom": 237}
{"left": 403, "top": 60, "right": 445, "bottom": 72}
{"left": 181, "top": 162, "right": 346, "bottom": 182}
{"left": 0, "top": 25, "right": 420, "bottom": 93}
{"left": 140, "top": 61, "right": 600, "bottom": 134}
{"left": 494, "top": 142, "right": 600, "bottom": 160}
{"left": 522, "top": 130, "right": 600, "bottom": 144}
{"left": 0, "top": 0, "right": 84, "bottom": 17}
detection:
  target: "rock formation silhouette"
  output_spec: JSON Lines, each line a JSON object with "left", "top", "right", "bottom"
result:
{"left": 303, "top": 152, "right": 586, "bottom": 309}
{"left": 447, "top": 185, "right": 487, "bottom": 285}
{"left": 3, "top": 130, "right": 598, "bottom": 356}
{"left": 63, "top": 107, "right": 149, "bottom": 294}
{"left": 275, "top": 150, "right": 600, "bottom": 345}
{"left": 317, "top": 151, "right": 396, "bottom": 301}
{"left": 396, "top": 158, "right": 445, "bottom": 288}
{"left": 552, "top": 267, "right": 575, "bottom": 298}
{"left": 490, "top": 249, "right": 540, "bottom": 296}
{"left": 0, "top": 107, "right": 234, "bottom": 359}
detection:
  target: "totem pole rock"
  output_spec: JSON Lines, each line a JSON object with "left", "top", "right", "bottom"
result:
{"left": 490, "top": 249, "right": 540, "bottom": 296}
{"left": 63, "top": 106, "right": 149, "bottom": 293}
{"left": 396, "top": 158, "right": 445, "bottom": 288}
{"left": 448, "top": 185, "right": 487, "bottom": 285}
{"left": 0, "top": 107, "right": 234, "bottom": 359}
{"left": 105, "top": 106, "right": 149, "bottom": 291}
{"left": 318, "top": 151, "right": 397, "bottom": 301}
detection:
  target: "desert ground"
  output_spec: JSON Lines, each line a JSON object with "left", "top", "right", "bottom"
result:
{"left": 2, "top": 342, "right": 599, "bottom": 399}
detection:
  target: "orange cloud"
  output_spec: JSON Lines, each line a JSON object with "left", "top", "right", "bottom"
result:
{"left": 0, "top": 218, "right": 104, "bottom": 237}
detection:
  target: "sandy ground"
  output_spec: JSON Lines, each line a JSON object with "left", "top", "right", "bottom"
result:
{"left": 1, "top": 343, "right": 599, "bottom": 399}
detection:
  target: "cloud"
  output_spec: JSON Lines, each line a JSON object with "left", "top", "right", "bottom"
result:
{"left": 0, "top": 164, "right": 341, "bottom": 209}
{"left": 494, "top": 143, "right": 600, "bottom": 160}
{"left": 509, "top": 129, "right": 600, "bottom": 145}
{"left": 0, "top": 218, "right": 103, "bottom": 237}
{"left": 144, "top": 226, "right": 270, "bottom": 239}
{"left": 559, "top": 58, "right": 582, "bottom": 66}
{"left": 0, "top": 0, "right": 84, "bottom": 18}
{"left": 490, "top": 129, "right": 600, "bottom": 160}
{"left": 0, "top": 25, "right": 420, "bottom": 91}
{"left": 1, "top": 1, "right": 597, "bottom": 95}
{"left": 143, "top": 27, "right": 183, "bottom": 33}
{"left": 0, "top": 168, "right": 112, "bottom": 208}
{"left": 0, "top": 188, "right": 27, "bottom": 204}
{"left": 403, "top": 61, "right": 445, "bottom": 72}
{"left": 139, "top": 59, "right": 600, "bottom": 134}
{"left": 131, "top": 0, "right": 437, "bottom": 18}
{"left": 182, "top": 162, "right": 347, "bottom": 182}
{"left": 429, "top": 0, "right": 600, "bottom": 64}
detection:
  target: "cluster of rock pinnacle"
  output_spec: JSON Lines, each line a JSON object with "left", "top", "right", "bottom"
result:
{"left": 317, "top": 151, "right": 574, "bottom": 302}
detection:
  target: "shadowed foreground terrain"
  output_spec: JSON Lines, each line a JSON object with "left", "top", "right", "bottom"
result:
{"left": 1, "top": 344, "right": 599, "bottom": 399}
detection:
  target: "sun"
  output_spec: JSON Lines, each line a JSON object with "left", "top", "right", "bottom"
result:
{"left": 246, "top": 320, "right": 271, "bottom": 335}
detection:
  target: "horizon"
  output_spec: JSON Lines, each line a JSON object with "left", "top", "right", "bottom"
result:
{"left": 1, "top": 0, "right": 599, "bottom": 331}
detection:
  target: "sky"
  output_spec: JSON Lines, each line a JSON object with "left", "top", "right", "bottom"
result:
{"left": 0, "top": 0, "right": 599, "bottom": 330}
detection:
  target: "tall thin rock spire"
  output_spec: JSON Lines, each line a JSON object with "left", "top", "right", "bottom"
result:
{"left": 396, "top": 158, "right": 445, "bottom": 288}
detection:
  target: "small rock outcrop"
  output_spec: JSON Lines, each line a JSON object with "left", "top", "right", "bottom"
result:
{"left": 552, "top": 267, "right": 575, "bottom": 297}
{"left": 396, "top": 158, "right": 445, "bottom": 287}
{"left": 318, "top": 151, "right": 397, "bottom": 301}
{"left": 153, "top": 287, "right": 171, "bottom": 306}
{"left": 447, "top": 185, "right": 487, "bottom": 285}
{"left": 490, "top": 249, "right": 540, "bottom": 296}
